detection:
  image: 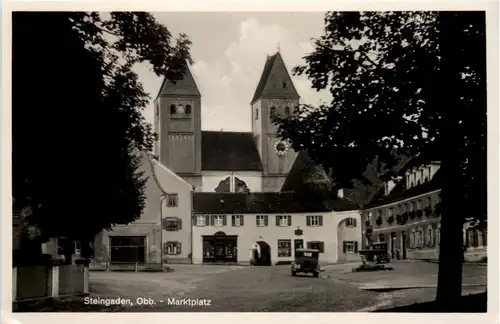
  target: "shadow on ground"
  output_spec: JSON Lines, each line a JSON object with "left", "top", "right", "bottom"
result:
{"left": 376, "top": 292, "right": 487, "bottom": 313}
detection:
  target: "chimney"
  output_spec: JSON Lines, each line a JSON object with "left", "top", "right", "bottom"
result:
{"left": 337, "top": 188, "right": 344, "bottom": 199}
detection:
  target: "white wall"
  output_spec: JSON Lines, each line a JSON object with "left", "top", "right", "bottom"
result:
{"left": 192, "top": 210, "right": 362, "bottom": 265}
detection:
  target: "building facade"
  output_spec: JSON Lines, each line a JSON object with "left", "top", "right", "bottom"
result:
{"left": 362, "top": 158, "right": 487, "bottom": 262}
{"left": 92, "top": 153, "right": 193, "bottom": 268}
{"left": 191, "top": 192, "right": 362, "bottom": 265}
{"left": 154, "top": 52, "right": 300, "bottom": 193}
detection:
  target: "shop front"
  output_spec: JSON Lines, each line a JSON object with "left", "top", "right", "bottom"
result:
{"left": 202, "top": 231, "right": 238, "bottom": 264}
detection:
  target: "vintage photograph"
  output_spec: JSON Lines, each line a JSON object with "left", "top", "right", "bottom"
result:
{"left": 11, "top": 10, "right": 488, "bottom": 313}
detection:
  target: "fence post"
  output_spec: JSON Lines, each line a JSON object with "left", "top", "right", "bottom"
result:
{"left": 106, "top": 261, "right": 110, "bottom": 272}
{"left": 12, "top": 267, "right": 17, "bottom": 302}
{"left": 83, "top": 266, "right": 89, "bottom": 293}
{"left": 48, "top": 265, "right": 60, "bottom": 298}
{"left": 134, "top": 262, "right": 138, "bottom": 272}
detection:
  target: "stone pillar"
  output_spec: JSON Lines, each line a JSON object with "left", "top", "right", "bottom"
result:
{"left": 48, "top": 266, "right": 60, "bottom": 298}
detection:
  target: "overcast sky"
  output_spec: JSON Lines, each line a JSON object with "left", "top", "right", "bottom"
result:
{"left": 135, "top": 12, "right": 332, "bottom": 132}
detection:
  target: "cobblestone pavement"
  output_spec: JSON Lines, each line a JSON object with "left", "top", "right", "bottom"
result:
{"left": 86, "top": 265, "right": 381, "bottom": 312}
{"left": 322, "top": 260, "right": 487, "bottom": 288}
{"left": 78, "top": 261, "right": 486, "bottom": 312}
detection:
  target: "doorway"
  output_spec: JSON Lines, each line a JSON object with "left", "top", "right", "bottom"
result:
{"left": 294, "top": 239, "right": 304, "bottom": 255}
{"left": 256, "top": 241, "right": 271, "bottom": 266}
{"left": 202, "top": 232, "right": 238, "bottom": 263}
{"left": 401, "top": 231, "right": 407, "bottom": 259}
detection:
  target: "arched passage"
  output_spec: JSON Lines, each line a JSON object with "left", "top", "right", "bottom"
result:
{"left": 251, "top": 241, "right": 271, "bottom": 266}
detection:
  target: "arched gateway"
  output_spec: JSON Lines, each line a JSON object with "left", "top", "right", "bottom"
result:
{"left": 250, "top": 241, "right": 271, "bottom": 266}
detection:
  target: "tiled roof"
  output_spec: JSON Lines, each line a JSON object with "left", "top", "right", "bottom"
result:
{"left": 250, "top": 52, "right": 300, "bottom": 104}
{"left": 192, "top": 192, "right": 359, "bottom": 214}
{"left": 201, "top": 131, "right": 263, "bottom": 171}
{"left": 364, "top": 168, "right": 442, "bottom": 209}
{"left": 155, "top": 63, "right": 201, "bottom": 99}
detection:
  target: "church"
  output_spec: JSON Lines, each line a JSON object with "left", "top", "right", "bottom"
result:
{"left": 153, "top": 51, "right": 301, "bottom": 193}
{"left": 90, "top": 51, "right": 363, "bottom": 269}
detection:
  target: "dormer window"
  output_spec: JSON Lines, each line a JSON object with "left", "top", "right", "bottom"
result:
{"left": 185, "top": 105, "right": 192, "bottom": 114}
{"left": 170, "top": 104, "right": 176, "bottom": 114}
{"left": 282, "top": 82, "right": 287, "bottom": 88}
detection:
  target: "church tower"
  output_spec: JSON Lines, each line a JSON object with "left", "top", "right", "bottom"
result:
{"left": 153, "top": 64, "right": 202, "bottom": 189}
{"left": 251, "top": 52, "right": 300, "bottom": 192}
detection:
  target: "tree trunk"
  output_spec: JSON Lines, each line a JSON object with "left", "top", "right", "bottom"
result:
{"left": 434, "top": 11, "right": 468, "bottom": 310}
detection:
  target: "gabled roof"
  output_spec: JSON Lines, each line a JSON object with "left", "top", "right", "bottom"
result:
{"left": 364, "top": 168, "right": 442, "bottom": 209}
{"left": 201, "top": 131, "right": 263, "bottom": 171}
{"left": 155, "top": 63, "right": 201, "bottom": 99}
{"left": 192, "top": 192, "right": 358, "bottom": 214}
{"left": 251, "top": 52, "right": 300, "bottom": 104}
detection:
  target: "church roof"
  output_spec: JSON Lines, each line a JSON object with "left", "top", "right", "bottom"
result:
{"left": 155, "top": 63, "right": 201, "bottom": 99}
{"left": 201, "top": 131, "right": 263, "bottom": 171}
{"left": 251, "top": 52, "right": 300, "bottom": 104}
{"left": 193, "top": 192, "right": 359, "bottom": 214}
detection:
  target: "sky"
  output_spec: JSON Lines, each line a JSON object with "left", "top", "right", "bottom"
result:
{"left": 134, "top": 12, "right": 332, "bottom": 132}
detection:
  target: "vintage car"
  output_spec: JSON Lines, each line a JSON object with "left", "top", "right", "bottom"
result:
{"left": 291, "top": 248, "right": 320, "bottom": 278}
{"left": 359, "top": 242, "right": 391, "bottom": 263}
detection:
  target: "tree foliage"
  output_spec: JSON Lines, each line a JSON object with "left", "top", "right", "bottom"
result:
{"left": 272, "top": 11, "right": 486, "bottom": 307}
{"left": 12, "top": 12, "right": 192, "bottom": 243}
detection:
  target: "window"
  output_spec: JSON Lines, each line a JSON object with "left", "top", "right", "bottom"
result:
{"left": 411, "top": 201, "right": 417, "bottom": 211}
{"left": 345, "top": 217, "right": 357, "bottom": 227}
{"left": 212, "top": 215, "right": 225, "bottom": 227}
{"left": 255, "top": 108, "right": 259, "bottom": 120}
{"left": 417, "top": 200, "right": 422, "bottom": 209}
{"left": 277, "top": 239, "right": 292, "bottom": 257}
{"left": 307, "top": 241, "right": 325, "bottom": 253}
{"left": 166, "top": 194, "right": 178, "bottom": 207}
{"left": 379, "top": 234, "right": 385, "bottom": 242}
{"left": 185, "top": 105, "right": 192, "bottom": 114}
{"left": 377, "top": 210, "right": 383, "bottom": 218}
{"left": 256, "top": 215, "right": 268, "bottom": 227}
{"left": 388, "top": 208, "right": 393, "bottom": 217}
{"left": 164, "top": 241, "right": 182, "bottom": 255}
{"left": 410, "top": 232, "right": 415, "bottom": 248}
{"left": 270, "top": 106, "right": 276, "bottom": 116}
{"left": 343, "top": 241, "right": 358, "bottom": 253}
{"left": 276, "top": 215, "right": 291, "bottom": 227}
{"left": 427, "top": 227, "right": 433, "bottom": 246}
{"left": 405, "top": 203, "right": 409, "bottom": 212}
{"left": 196, "top": 215, "right": 207, "bottom": 227}
{"left": 170, "top": 104, "right": 176, "bottom": 114}
{"left": 163, "top": 217, "right": 182, "bottom": 231}
{"left": 306, "top": 215, "right": 323, "bottom": 227}
{"left": 282, "top": 82, "right": 287, "bottom": 88}
{"left": 109, "top": 236, "right": 146, "bottom": 263}
{"left": 232, "top": 215, "right": 244, "bottom": 227}
{"left": 285, "top": 106, "right": 291, "bottom": 115}
{"left": 427, "top": 197, "right": 432, "bottom": 208}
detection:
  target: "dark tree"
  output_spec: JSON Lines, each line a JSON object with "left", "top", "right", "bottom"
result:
{"left": 272, "top": 11, "right": 486, "bottom": 309}
{"left": 12, "top": 12, "right": 192, "bottom": 250}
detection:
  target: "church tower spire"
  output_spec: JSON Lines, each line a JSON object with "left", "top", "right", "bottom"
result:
{"left": 153, "top": 64, "right": 202, "bottom": 189}
{"left": 251, "top": 51, "right": 300, "bottom": 192}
